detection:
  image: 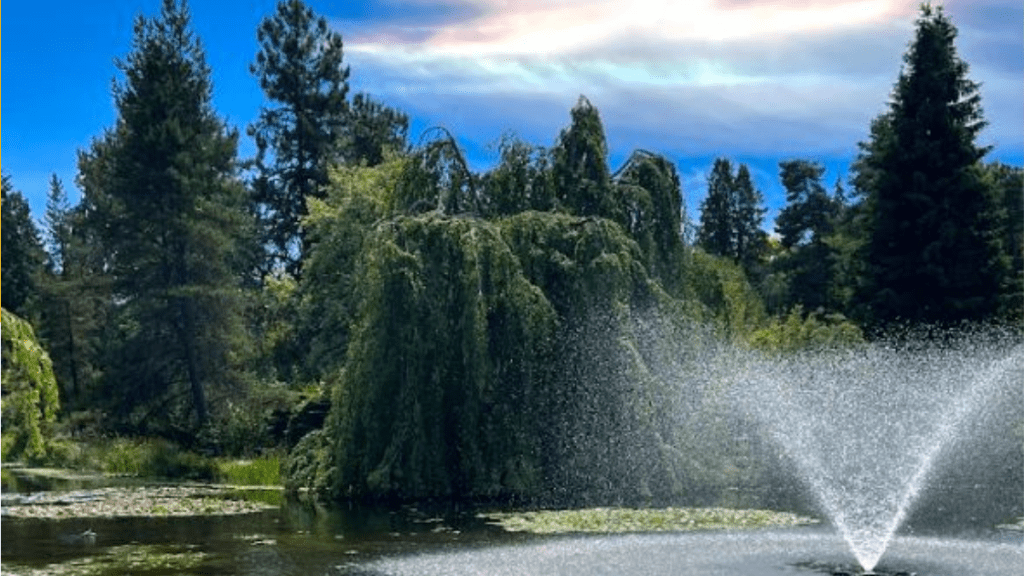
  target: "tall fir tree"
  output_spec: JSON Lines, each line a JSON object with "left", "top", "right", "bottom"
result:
{"left": 733, "top": 164, "right": 768, "bottom": 277}
{"left": 77, "top": 0, "right": 249, "bottom": 430}
{"left": 855, "top": 3, "right": 1006, "bottom": 327}
{"left": 697, "top": 158, "right": 736, "bottom": 258}
{"left": 249, "top": 0, "right": 350, "bottom": 276}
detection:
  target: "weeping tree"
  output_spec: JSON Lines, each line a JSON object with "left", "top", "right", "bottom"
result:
{"left": 294, "top": 215, "right": 557, "bottom": 501}
{"left": 1, "top": 308, "right": 60, "bottom": 461}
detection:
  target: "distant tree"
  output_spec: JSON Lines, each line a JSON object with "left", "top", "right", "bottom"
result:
{"left": 77, "top": 0, "right": 249, "bottom": 431}
{"left": 2, "top": 176, "right": 46, "bottom": 316}
{"left": 480, "top": 133, "right": 555, "bottom": 216}
{"left": 553, "top": 96, "right": 616, "bottom": 219}
{"left": 43, "top": 174, "right": 73, "bottom": 274}
{"left": 774, "top": 160, "right": 843, "bottom": 312}
{"left": 855, "top": 3, "right": 1006, "bottom": 327}
{"left": 697, "top": 159, "right": 766, "bottom": 279}
{"left": 697, "top": 158, "right": 736, "bottom": 258}
{"left": 983, "top": 162, "right": 1024, "bottom": 320}
{"left": 249, "top": 0, "right": 350, "bottom": 276}
{"left": 345, "top": 93, "right": 409, "bottom": 167}
{"left": 733, "top": 164, "right": 768, "bottom": 277}
{"left": 614, "top": 150, "right": 685, "bottom": 288}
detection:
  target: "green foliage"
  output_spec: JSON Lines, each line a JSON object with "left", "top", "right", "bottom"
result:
{"left": 77, "top": 0, "right": 251, "bottom": 432}
{"left": 1, "top": 308, "right": 61, "bottom": 461}
{"left": 345, "top": 92, "right": 410, "bottom": 167}
{"left": 613, "top": 151, "right": 686, "bottom": 291}
{"left": 97, "top": 438, "right": 217, "bottom": 480}
{"left": 685, "top": 250, "right": 766, "bottom": 340}
{"left": 696, "top": 159, "right": 767, "bottom": 279}
{"left": 749, "top": 306, "right": 864, "bottom": 353}
{"left": 328, "top": 215, "right": 557, "bottom": 501}
{"left": 300, "top": 156, "right": 407, "bottom": 378}
{"left": 771, "top": 160, "right": 846, "bottom": 313}
{"left": 983, "top": 162, "right": 1024, "bottom": 321}
{"left": 854, "top": 3, "right": 1007, "bottom": 328}
{"left": 480, "top": 133, "right": 555, "bottom": 215}
{"left": 553, "top": 96, "right": 616, "bottom": 219}
{"left": 249, "top": 0, "right": 350, "bottom": 275}
{"left": 2, "top": 177, "right": 47, "bottom": 316}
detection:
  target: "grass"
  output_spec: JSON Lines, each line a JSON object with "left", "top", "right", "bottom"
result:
{"left": 216, "top": 454, "right": 282, "bottom": 486}
{"left": 30, "top": 438, "right": 283, "bottom": 485}
{"left": 480, "top": 506, "right": 819, "bottom": 534}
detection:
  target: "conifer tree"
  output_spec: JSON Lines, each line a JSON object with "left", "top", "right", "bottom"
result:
{"left": 855, "top": 3, "right": 1006, "bottom": 326}
{"left": 77, "top": 0, "right": 248, "bottom": 430}
{"left": 733, "top": 164, "right": 768, "bottom": 277}
{"left": 697, "top": 158, "right": 736, "bottom": 258}
{"left": 774, "top": 160, "right": 843, "bottom": 311}
{"left": 2, "top": 176, "right": 47, "bottom": 317}
{"left": 697, "top": 159, "right": 766, "bottom": 278}
{"left": 249, "top": 0, "right": 350, "bottom": 276}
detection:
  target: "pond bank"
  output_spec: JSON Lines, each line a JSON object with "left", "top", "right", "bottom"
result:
{"left": 1, "top": 484, "right": 280, "bottom": 519}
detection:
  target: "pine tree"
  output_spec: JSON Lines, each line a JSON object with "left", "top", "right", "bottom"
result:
{"left": 77, "top": 0, "right": 249, "bottom": 430}
{"left": 2, "top": 176, "right": 47, "bottom": 317}
{"left": 855, "top": 3, "right": 1006, "bottom": 327}
{"left": 249, "top": 0, "right": 350, "bottom": 276}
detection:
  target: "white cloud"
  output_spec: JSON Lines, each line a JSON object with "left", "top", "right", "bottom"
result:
{"left": 337, "top": 0, "right": 1022, "bottom": 160}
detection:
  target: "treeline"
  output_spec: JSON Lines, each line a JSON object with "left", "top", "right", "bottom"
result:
{"left": 2, "top": 1, "right": 1021, "bottom": 503}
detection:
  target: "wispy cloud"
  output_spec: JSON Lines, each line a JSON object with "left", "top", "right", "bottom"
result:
{"left": 335, "top": 0, "right": 1022, "bottom": 160}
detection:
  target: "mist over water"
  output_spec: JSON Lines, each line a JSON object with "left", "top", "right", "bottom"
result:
{"left": 725, "top": 332, "right": 1024, "bottom": 571}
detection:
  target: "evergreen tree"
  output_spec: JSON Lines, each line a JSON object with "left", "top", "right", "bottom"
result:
{"left": 855, "top": 3, "right": 1005, "bottom": 327}
{"left": 552, "top": 96, "right": 616, "bottom": 219}
{"left": 77, "top": 0, "right": 249, "bottom": 431}
{"left": 774, "top": 160, "right": 843, "bottom": 311}
{"left": 733, "top": 164, "right": 768, "bottom": 277}
{"left": 43, "top": 175, "right": 73, "bottom": 274}
{"left": 249, "top": 0, "right": 350, "bottom": 276}
{"left": 697, "top": 159, "right": 766, "bottom": 278}
{"left": 346, "top": 93, "right": 409, "bottom": 167}
{"left": 983, "top": 162, "right": 1024, "bottom": 320}
{"left": 697, "top": 158, "right": 736, "bottom": 258}
{"left": 2, "top": 176, "right": 47, "bottom": 317}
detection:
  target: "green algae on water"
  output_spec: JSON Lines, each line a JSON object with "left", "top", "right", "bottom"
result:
{"left": 480, "top": 507, "right": 818, "bottom": 534}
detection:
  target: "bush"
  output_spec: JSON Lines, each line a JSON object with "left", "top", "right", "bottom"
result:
{"left": 749, "top": 306, "right": 863, "bottom": 353}
{"left": 98, "top": 438, "right": 216, "bottom": 480}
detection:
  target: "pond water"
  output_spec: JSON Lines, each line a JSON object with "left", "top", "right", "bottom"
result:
{"left": 2, "top": 468, "right": 1021, "bottom": 576}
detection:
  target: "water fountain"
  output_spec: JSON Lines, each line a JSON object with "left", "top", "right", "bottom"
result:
{"left": 346, "top": 330, "right": 1022, "bottom": 576}
{"left": 732, "top": 334, "right": 1023, "bottom": 572}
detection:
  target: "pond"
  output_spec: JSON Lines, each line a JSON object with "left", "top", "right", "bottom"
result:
{"left": 2, "top": 467, "right": 1021, "bottom": 576}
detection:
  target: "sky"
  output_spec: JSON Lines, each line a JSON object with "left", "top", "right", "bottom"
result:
{"left": 3, "top": 0, "right": 1022, "bottom": 231}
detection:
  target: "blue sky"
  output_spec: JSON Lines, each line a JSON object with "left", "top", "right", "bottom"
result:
{"left": 4, "top": 0, "right": 1022, "bottom": 231}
